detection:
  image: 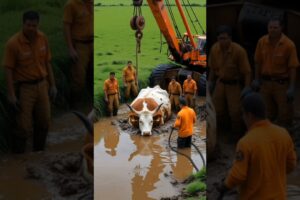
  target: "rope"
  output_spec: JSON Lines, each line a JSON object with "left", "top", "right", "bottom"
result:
{"left": 168, "top": 128, "right": 206, "bottom": 172}
{"left": 165, "top": 0, "right": 182, "bottom": 39}
{"left": 182, "top": 0, "right": 199, "bottom": 34}
{"left": 187, "top": 0, "right": 205, "bottom": 34}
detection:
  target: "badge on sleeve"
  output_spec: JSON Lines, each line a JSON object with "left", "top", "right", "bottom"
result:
{"left": 235, "top": 150, "right": 244, "bottom": 161}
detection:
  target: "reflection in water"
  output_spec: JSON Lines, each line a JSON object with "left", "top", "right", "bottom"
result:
{"left": 130, "top": 136, "right": 165, "bottom": 200}
{"left": 171, "top": 148, "right": 194, "bottom": 181}
{"left": 104, "top": 131, "right": 120, "bottom": 156}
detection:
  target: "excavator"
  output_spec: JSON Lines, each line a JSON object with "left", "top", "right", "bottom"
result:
{"left": 130, "top": 0, "right": 207, "bottom": 95}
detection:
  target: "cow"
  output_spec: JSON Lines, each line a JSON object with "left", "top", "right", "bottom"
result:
{"left": 127, "top": 85, "right": 171, "bottom": 136}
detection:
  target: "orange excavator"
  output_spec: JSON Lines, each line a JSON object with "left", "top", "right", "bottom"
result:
{"left": 130, "top": 0, "right": 207, "bottom": 94}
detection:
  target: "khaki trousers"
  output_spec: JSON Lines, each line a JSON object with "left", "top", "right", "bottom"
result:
{"left": 125, "top": 81, "right": 138, "bottom": 100}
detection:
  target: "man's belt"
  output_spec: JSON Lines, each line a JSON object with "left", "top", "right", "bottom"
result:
{"left": 17, "top": 78, "right": 45, "bottom": 85}
{"left": 185, "top": 92, "right": 194, "bottom": 95}
{"left": 171, "top": 93, "right": 180, "bottom": 95}
{"left": 219, "top": 79, "right": 241, "bottom": 85}
{"left": 108, "top": 93, "right": 117, "bottom": 96}
{"left": 73, "top": 39, "right": 93, "bottom": 44}
{"left": 126, "top": 80, "right": 134, "bottom": 83}
{"left": 262, "top": 75, "right": 289, "bottom": 84}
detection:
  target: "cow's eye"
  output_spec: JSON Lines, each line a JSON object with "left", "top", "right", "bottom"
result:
{"left": 139, "top": 121, "right": 143, "bottom": 124}
{"left": 150, "top": 120, "right": 153, "bottom": 124}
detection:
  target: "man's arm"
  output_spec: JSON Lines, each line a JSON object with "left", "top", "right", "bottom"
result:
{"left": 5, "top": 68, "right": 17, "bottom": 105}
{"left": 46, "top": 62, "right": 57, "bottom": 101}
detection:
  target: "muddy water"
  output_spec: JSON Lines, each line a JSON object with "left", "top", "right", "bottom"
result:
{"left": 94, "top": 105, "right": 206, "bottom": 200}
{"left": 0, "top": 112, "right": 90, "bottom": 200}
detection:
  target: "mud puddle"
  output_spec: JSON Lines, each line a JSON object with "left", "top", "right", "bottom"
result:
{"left": 0, "top": 111, "right": 93, "bottom": 200}
{"left": 94, "top": 104, "right": 206, "bottom": 200}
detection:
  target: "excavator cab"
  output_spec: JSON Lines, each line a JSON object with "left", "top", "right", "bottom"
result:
{"left": 197, "top": 35, "right": 206, "bottom": 55}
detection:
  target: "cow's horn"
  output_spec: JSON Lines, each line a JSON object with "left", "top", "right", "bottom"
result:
{"left": 72, "top": 111, "right": 93, "bottom": 135}
{"left": 126, "top": 103, "right": 140, "bottom": 114}
{"left": 150, "top": 103, "right": 163, "bottom": 114}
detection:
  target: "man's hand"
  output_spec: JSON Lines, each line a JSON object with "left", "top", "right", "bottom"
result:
{"left": 251, "top": 79, "right": 261, "bottom": 91}
{"left": 287, "top": 85, "right": 295, "bottom": 103}
{"left": 7, "top": 94, "right": 20, "bottom": 112}
{"left": 193, "top": 95, "right": 196, "bottom": 99}
{"left": 69, "top": 48, "right": 78, "bottom": 63}
{"left": 105, "top": 96, "right": 108, "bottom": 102}
{"left": 124, "top": 82, "right": 127, "bottom": 87}
{"left": 49, "top": 86, "right": 58, "bottom": 102}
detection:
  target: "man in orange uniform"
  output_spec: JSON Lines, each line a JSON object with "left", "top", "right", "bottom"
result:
{"left": 252, "top": 17, "right": 299, "bottom": 126}
{"left": 63, "top": 0, "right": 93, "bottom": 106}
{"left": 3, "top": 11, "right": 57, "bottom": 153}
{"left": 104, "top": 72, "right": 121, "bottom": 117}
{"left": 218, "top": 93, "right": 297, "bottom": 199}
{"left": 208, "top": 25, "right": 251, "bottom": 138}
{"left": 174, "top": 97, "right": 196, "bottom": 148}
{"left": 183, "top": 75, "right": 197, "bottom": 109}
{"left": 122, "top": 60, "right": 138, "bottom": 101}
{"left": 168, "top": 76, "right": 182, "bottom": 112}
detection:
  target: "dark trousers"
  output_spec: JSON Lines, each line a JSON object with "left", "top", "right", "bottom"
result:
{"left": 177, "top": 136, "right": 192, "bottom": 149}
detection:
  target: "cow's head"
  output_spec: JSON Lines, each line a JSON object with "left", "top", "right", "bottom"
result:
{"left": 127, "top": 101, "right": 163, "bottom": 136}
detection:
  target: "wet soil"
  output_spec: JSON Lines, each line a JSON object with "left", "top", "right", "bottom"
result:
{"left": 0, "top": 110, "right": 93, "bottom": 200}
{"left": 94, "top": 101, "right": 206, "bottom": 200}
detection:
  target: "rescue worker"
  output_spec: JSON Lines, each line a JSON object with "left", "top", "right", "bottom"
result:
{"left": 168, "top": 76, "right": 182, "bottom": 112}
{"left": 174, "top": 97, "right": 196, "bottom": 148}
{"left": 3, "top": 11, "right": 57, "bottom": 153}
{"left": 63, "top": 0, "right": 93, "bottom": 107}
{"left": 218, "top": 93, "right": 297, "bottom": 199}
{"left": 122, "top": 60, "right": 138, "bottom": 101}
{"left": 252, "top": 17, "right": 299, "bottom": 126}
{"left": 182, "top": 74, "right": 197, "bottom": 109}
{"left": 208, "top": 25, "right": 251, "bottom": 139}
{"left": 104, "top": 72, "right": 120, "bottom": 117}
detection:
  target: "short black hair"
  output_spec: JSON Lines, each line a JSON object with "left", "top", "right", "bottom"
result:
{"left": 242, "top": 93, "right": 266, "bottom": 119}
{"left": 216, "top": 25, "right": 232, "bottom": 37}
{"left": 23, "top": 11, "right": 39, "bottom": 23}
{"left": 268, "top": 16, "right": 284, "bottom": 27}
{"left": 179, "top": 97, "right": 187, "bottom": 106}
{"left": 110, "top": 72, "right": 115, "bottom": 75}
{"left": 128, "top": 60, "right": 132, "bottom": 64}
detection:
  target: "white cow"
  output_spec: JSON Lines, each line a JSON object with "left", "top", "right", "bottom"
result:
{"left": 127, "top": 85, "right": 171, "bottom": 135}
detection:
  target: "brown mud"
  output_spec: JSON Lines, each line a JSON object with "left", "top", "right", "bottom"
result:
{"left": 94, "top": 101, "right": 206, "bottom": 200}
{"left": 0, "top": 110, "right": 93, "bottom": 200}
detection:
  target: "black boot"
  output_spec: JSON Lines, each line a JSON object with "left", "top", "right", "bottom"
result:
{"left": 33, "top": 129, "right": 48, "bottom": 151}
{"left": 12, "top": 137, "right": 26, "bottom": 154}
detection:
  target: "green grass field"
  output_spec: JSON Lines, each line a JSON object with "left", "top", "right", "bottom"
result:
{"left": 94, "top": 1, "right": 206, "bottom": 110}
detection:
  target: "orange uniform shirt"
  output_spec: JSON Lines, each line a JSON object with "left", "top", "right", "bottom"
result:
{"left": 209, "top": 42, "right": 251, "bottom": 80}
{"left": 255, "top": 34, "right": 299, "bottom": 78}
{"left": 122, "top": 66, "right": 136, "bottom": 82}
{"left": 104, "top": 78, "right": 119, "bottom": 95}
{"left": 3, "top": 31, "right": 51, "bottom": 82}
{"left": 168, "top": 81, "right": 182, "bottom": 95}
{"left": 225, "top": 120, "right": 297, "bottom": 200}
{"left": 174, "top": 106, "right": 196, "bottom": 137}
{"left": 183, "top": 79, "right": 197, "bottom": 94}
{"left": 63, "top": 0, "right": 93, "bottom": 41}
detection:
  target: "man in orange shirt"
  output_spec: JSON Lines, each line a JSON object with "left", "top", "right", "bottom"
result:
{"left": 104, "top": 72, "right": 121, "bottom": 117}
{"left": 183, "top": 75, "right": 197, "bottom": 109}
{"left": 168, "top": 76, "right": 182, "bottom": 112}
{"left": 174, "top": 97, "right": 196, "bottom": 148}
{"left": 122, "top": 60, "right": 138, "bottom": 101}
{"left": 63, "top": 0, "right": 93, "bottom": 107}
{"left": 252, "top": 17, "right": 299, "bottom": 126}
{"left": 218, "top": 93, "right": 297, "bottom": 199}
{"left": 3, "top": 11, "right": 57, "bottom": 153}
{"left": 208, "top": 25, "right": 251, "bottom": 139}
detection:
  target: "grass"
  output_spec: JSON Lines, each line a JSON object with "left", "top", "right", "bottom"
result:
{"left": 0, "top": 0, "right": 70, "bottom": 153}
{"left": 184, "top": 167, "right": 207, "bottom": 198}
{"left": 94, "top": 1, "right": 206, "bottom": 116}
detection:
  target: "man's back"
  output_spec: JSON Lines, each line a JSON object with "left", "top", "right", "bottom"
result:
{"left": 226, "top": 120, "right": 297, "bottom": 199}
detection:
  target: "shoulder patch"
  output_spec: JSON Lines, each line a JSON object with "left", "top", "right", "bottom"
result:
{"left": 235, "top": 150, "right": 244, "bottom": 161}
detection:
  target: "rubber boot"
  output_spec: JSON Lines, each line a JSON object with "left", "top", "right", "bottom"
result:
{"left": 33, "top": 129, "right": 48, "bottom": 151}
{"left": 12, "top": 137, "right": 26, "bottom": 154}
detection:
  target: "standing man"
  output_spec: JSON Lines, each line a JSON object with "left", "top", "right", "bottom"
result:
{"left": 218, "top": 93, "right": 297, "bottom": 199}
{"left": 208, "top": 25, "right": 251, "bottom": 138}
{"left": 3, "top": 11, "right": 57, "bottom": 153}
{"left": 104, "top": 72, "right": 121, "bottom": 117}
{"left": 122, "top": 60, "right": 138, "bottom": 101}
{"left": 63, "top": 0, "right": 93, "bottom": 107}
{"left": 168, "top": 76, "right": 182, "bottom": 112}
{"left": 252, "top": 17, "right": 299, "bottom": 126}
{"left": 183, "top": 74, "right": 197, "bottom": 109}
{"left": 174, "top": 97, "right": 196, "bottom": 148}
